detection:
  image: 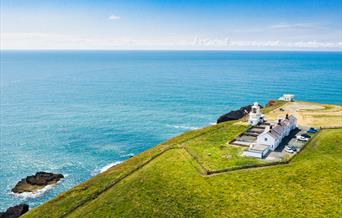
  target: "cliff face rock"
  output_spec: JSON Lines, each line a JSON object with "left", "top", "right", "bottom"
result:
{"left": 12, "top": 172, "right": 64, "bottom": 194}
{"left": 0, "top": 204, "right": 29, "bottom": 218}
{"left": 217, "top": 104, "right": 263, "bottom": 124}
{"left": 266, "top": 100, "right": 276, "bottom": 107}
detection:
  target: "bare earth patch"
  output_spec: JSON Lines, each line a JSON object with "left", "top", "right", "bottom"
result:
{"left": 265, "top": 101, "right": 342, "bottom": 128}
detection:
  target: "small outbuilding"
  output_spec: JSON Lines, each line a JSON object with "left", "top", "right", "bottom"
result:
{"left": 243, "top": 144, "right": 270, "bottom": 158}
{"left": 278, "top": 94, "right": 295, "bottom": 102}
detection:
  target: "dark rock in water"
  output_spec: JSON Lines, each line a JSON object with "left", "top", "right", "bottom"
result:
{"left": 0, "top": 204, "right": 29, "bottom": 218}
{"left": 12, "top": 172, "right": 64, "bottom": 194}
{"left": 217, "top": 104, "right": 263, "bottom": 124}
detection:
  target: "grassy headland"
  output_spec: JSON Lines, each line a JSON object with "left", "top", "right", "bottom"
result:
{"left": 24, "top": 101, "right": 342, "bottom": 218}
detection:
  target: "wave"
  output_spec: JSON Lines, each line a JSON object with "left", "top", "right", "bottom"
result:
{"left": 99, "top": 161, "right": 122, "bottom": 173}
{"left": 169, "top": 125, "right": 199, "bottom": 130}
{"left": 121, "top": 153, "right": 134, "bottom": 158}
{"left": 92, "top": 161, "right": 122, "bottom": 176}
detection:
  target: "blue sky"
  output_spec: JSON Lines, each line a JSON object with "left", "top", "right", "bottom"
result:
{"left": 1, "top": 0, "right": 341, "bottom": 50}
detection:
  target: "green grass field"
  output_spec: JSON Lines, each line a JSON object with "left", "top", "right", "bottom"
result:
{"left": 25, "top": 128, "right": 342, "bottom": 218}
{"left": 181, "top": 122, "right": 267, "bottom": 172}
{"left": 261, "top": 100, "right": 287, "bottom": 113}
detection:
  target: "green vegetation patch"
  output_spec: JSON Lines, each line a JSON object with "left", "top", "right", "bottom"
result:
{"left": 23, "top": 124, "right": 226, "bottom": 218}
{"left": 261, "top": 100, "right": 287, "bottom": 113}
{"left": 25, "top": 129, "right": 342, "bottom": 218}
{"left": 24, "top": 121, "right": 249, "bottom": 217}
{"left": 182, "top": 122, "right": 265, "bottom": 171}
{"left": 310, "top": 114, "right": 341, "bottom": 118}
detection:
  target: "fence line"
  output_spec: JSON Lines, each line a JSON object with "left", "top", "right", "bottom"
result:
{"left": 60, "top": 123, "right": 228, "bottom": 217}
{"left": 184, "top": 127, "right": 340, "bottom": 177}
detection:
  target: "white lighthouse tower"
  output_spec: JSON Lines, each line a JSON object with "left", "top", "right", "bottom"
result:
{"left": 248, "top": 102, "right": 263, "bottom": 126}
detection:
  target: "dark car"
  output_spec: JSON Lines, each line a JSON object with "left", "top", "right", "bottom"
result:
{"left": 289, "top": 145, "right": 297, "bottom": 152}
{"left": 307, "top": 127, "right": 318, "bottom": 133}
{"left": 301, "top": 133, "right": 311, "bottom": 138}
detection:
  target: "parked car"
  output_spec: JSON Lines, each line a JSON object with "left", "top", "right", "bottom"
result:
{"left": 285, "top": 146, "right": 294, "bottom": 153}
{"left": 307, "top": 127, "right": 318, "bottom": 133}
{"left": 288, "top": 145, "right": 297, "bottom": 152}
{"left": 296, "top": 135, "right": 309, "bottom": 141}
{"left": 301, "top": 133, "right": 311, "bottom": 138}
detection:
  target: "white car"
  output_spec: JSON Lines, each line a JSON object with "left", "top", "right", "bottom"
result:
{"left": 296, "top": 135, "right": 309, "bottom": 142}
{"left": 285, "top": 146, "right": 294, "bottom": 153}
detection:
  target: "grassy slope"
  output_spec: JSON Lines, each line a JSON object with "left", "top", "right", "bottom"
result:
{"left": 261, "top": 100, "right": 287, "bottom": 114}
{"left": 24, "top": 121, "right": 237, "bottom": 217}
{"left": 25, "top": 129, "right": 342, "bottom": 217}
{"left": 183, "top": 123, "right": 266, "bottom": 171}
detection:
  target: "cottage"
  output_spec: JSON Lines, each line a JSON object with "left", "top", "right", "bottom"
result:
{"left": 243, "top": 114, "right": 297, "bottom": 158}
{"left": 256, "top": 114, "right": 297, "bottom": 151}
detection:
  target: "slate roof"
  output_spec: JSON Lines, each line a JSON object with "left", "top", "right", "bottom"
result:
{"left": 282, "top": 119, "right": 290, "bottom": 126}
{"left": 288, "top": 115, "right": 296, "bottom": 122}
{"left": 268, "top": 129, "right": 281, "bottom": 139}
{"left": 272, "top": 125, "right": 284, "bottom": 136}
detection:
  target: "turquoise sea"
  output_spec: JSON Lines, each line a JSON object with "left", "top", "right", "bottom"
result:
{"left": 1, "top": 51, "right": 341, "bottom": 210}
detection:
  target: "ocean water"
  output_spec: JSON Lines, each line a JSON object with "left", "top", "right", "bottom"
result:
{"left": 0, "top": 51, "right": 341, "bottom": 210}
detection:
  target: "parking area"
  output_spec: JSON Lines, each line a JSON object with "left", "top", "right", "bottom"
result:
{"left": 266, "top": 126, "right": 311, "bottom": 161}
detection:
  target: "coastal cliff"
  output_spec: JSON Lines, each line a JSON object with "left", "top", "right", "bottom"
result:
{"left": 23, "top": 101, "right": 342, "bottom": 218}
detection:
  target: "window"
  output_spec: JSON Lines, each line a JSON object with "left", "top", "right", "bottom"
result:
{"left": 264, "top": 138, "right": 268, "bottom": 141}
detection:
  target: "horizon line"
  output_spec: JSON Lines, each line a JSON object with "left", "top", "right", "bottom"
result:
{"left": 1, "top": 49, "right": 341, "bottom": 53}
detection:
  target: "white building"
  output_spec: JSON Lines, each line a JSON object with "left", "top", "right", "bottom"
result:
{"left": 243, "top": 144, "right": 270, "bottom": 159}
{"left": 256, "top": 114, "right": 297, "bottom": 151}
{"left": 243, "top": 114, "right": 297, "bottom": 158}
{"left": 248, "top": 102, "right": 264, "bottom": 126}
{"left": 279, "top": 94, "right": 295, "bottom": 102}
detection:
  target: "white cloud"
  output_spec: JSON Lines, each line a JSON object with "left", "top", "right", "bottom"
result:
{"left": 108, "top": 15, "right": 120, "bottom": 20}
{"left": 269, "top": 23, "right": 316, "bottom": 30}
{"left": 1, "top": 33, "right": 341, "bottom": 50}
{"left": 232, "top": 23, "right": 323, "bottom": 34}
{"left": 190, "top": 37, "right": 342, "bottom": 50}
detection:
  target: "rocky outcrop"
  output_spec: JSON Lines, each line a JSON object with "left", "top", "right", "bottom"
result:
{"left": 12, "top": 172, "right": 64, "bottom": 194}
{"left": 266, "top": 100, "right": 276, "bottom": 107}
{"left": 217, "top": 104, "right": 263, "bottom": 124}
{"left": 0, "top": 204, "right": 29, "bottom": 218}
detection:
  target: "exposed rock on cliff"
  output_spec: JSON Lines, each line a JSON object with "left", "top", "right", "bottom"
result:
{"left": 217, "top": 104, "right": 263, "bottom": 124}
{"left": 0, "top": 204, "right": 29, "bottom": 218}
{"left": 12, "top": 172, "right": 64, "bottom": 194}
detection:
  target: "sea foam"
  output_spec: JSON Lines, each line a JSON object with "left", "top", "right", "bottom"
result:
{"left": 92, "top": 161, "right": 122, "bottom": 176}
{"left": 169, "top": 125, "right": 199, "bottom": 130}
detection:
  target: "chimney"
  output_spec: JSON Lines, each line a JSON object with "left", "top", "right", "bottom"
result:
{"left": 286, "top": 114, "right": 289, "bottom": 119}
{"left": 270, "top": 125, "right": 273, "bottom": 129}
{"left": 278, "top": 119, "right": 281, "bottom": 125}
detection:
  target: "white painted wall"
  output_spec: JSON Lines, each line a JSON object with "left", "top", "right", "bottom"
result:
{"left": 243, "top": 151, "right": 263, "bottom": 158}
{"left": 257, "top": 133, "right": 275, "bottom": 148}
